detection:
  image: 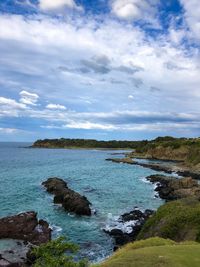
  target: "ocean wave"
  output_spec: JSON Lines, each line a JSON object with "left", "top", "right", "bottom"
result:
{"left": 51, "top": 224, "right": 63, "bottom": 233}
{"left": 104, "top": 213, "right": 137, "bottom": 234}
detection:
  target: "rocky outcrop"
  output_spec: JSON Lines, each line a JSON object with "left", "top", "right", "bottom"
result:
{"left": 106, "top": 158, "right": 134, "bottom": 164}
{"left": 106, "top": 157, "right": 200, "bottom": 179}
{"left": 147, "top": 175, "right": 200, "bottom": 201}
{"left": 42, "top": 177, "right": 91, "bottom": 216}
{"left": 0, "top": 240, "right": 31, "bottom": 267}
{"left": 0, "top": 211, "right": 51, "bottom": 246}
{"left": 104, "top": 209, "right": 154, "bottom": 250}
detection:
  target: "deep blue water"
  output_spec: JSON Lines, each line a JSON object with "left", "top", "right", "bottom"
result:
{"left": 0, "top": 142, "right": 165, "bottom": 262}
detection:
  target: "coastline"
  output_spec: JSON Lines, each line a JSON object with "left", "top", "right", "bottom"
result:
{"left": 1, "top": 139, "right": 200, "bottom": 266}
{"left": 30, "top": 146, "right": 133, "bottom": 151}
{"left": 106, "top": 156, "right": 200, "bottom": 180}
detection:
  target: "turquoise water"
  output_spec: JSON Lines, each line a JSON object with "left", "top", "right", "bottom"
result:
{"left": 0, "top": 142, "right": 164, "bottom": 262}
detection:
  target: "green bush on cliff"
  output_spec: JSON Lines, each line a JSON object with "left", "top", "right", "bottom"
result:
{"left": 32, "top": 237, "right": 87, "bottom": 267}
{"left": 137, "top": 198, "right": 200, "bottom": 242}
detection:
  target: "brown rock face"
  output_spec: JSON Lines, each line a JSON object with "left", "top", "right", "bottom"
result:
{"left": 147, "top": 175, "right": 200, "bottom": 200}
{"left": 42, "top": 177, "right": 91, "bottom": 216}
{"left": 0, "top": 211, "right": 51, "bottom": 245}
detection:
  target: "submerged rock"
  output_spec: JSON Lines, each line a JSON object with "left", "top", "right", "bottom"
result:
{"left": 147, "top": 175, "right": 200, "bottom": 201}
{"left": 42, "top": 177, "right": 91, "bottom": 216}
{"left": 104, "top": 209, "right": 154, "bottom": 250}
{"left": 0, "top": 211, "right": 51, "bottom": 245}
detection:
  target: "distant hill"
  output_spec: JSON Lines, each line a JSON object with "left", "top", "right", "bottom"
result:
{"left": 32, "top": 138, "right": 144, "bottom": 149}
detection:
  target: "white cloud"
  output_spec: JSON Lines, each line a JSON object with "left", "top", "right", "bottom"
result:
{"left": 46, "top": 103, "right": 66, "bottom": 110}
{"left": 43, "top": 122, "right": 116, "bottom": 130}
{"left": 0, "top": 96, "right": 26, "bottom": 110}
{"left": 19, "top": 90, "right": 39, "bottom": 106}
{"left": 110, "top": 0, "right": 159, "bottom": 26}
{"left": 128, "top": 95, "right": 134, "bottom": 99}
{"left": 65, "top": 121, "right": 116, "bottom": 130}
{"left": 180, "top": 0, "right": 200, "bottom": 40}
{"left": 39, "top": 0, "right": 83, "bottom": 11}
{"left": 0, "top": 12, "right": 200, "bottom": 138}
{"left": 0, "top": 127, "right": 21, "bottom": 134}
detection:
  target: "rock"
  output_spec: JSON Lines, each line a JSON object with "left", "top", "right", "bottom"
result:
{"left": 104, "top": 209, "right": 154, "bottom": 249}
{"left": 146, "top": 175, "right": 200, "bottom": 201}
{"left": 0, "top": 211, "right": 51, "bottom": 245}
{"left": 106, "top": 158, "right": 134, "bottom": 164}
{"left": 106, "top": 157, "right": 200, "bottom": 180}
{"left": 42, "top": 177, "right": 91, "bottom": 216}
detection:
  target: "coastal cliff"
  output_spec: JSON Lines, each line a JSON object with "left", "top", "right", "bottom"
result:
{"left": 129, "top": 136, "right": 200, "bottom": 173}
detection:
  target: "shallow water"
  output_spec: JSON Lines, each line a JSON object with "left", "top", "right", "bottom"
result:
{"left": 0, "top": 142, "right": 165, "bottom": 262}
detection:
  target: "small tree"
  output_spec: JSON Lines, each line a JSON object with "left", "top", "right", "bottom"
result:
{"left": 32, "top": 237, "right": 88, "bottom": 267}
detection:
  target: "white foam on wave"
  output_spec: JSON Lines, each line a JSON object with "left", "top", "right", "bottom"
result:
{"left": 51, "top": 224, "right": 63, "bottom": 233}
{"left": 104, "top": 213, "right": 137, "bottom": 234}
{"left": 140, "top": 177, "right": 150, "bottom": 184}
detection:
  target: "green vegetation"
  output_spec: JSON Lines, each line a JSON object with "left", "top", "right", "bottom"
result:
{"left": 32, "top": 138, "right": 143, "bottom": 149}
{"left": 132, "top": 136, "right": 200, "bottom": 167}
{"left": 32, "top": 137, "right": 200, "bottom": 168}
{"left": 135, "top": 136, "right": 200, "bottom": 153}
{"left": 93, "top": 237, "right": 200, "bottom": 267}
{"left": 31, "top": 237, "right": 87, "bottom": 267}
{"left": 137, "top": 197, "right": 200, "bottom": 242}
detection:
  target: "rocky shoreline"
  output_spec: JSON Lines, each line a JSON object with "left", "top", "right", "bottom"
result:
{"left": 103, "top": 174, "right": 200, "bottom": 250}
{"left": 104, "top": 209, "right": 154, "bottom": 250}
{"left": 106, "top": 157, "right": 200, "bottom": 180}
{"left": 147, "top": 175, "right": 200, "bottom": 201}
{"left": 104, "top": 156, "right": 200, "bottom": 249}
{"left": 0, "top": 211, "right": 51, "bottom": 266}
{"left": 1, "top": 146, "right": 200, "bottom": 265}
{"left": 42, "top": 177, "right": 92, "bottom": 216}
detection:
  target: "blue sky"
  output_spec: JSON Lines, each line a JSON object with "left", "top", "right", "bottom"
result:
{"left": 0, "top": 0, "right": 200, "bottom": 141}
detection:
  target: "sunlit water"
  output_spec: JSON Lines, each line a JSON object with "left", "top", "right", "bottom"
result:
{"left": 0, "top": 142, "right": 167, "bottom": 262}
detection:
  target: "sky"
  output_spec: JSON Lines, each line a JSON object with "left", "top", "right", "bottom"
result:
{"left": 0, "top": 0, "right": 200, "bottom": 141}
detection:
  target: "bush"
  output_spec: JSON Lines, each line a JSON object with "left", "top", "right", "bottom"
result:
{"left": 31, "top": 237, "right": 88, "bottom": 267}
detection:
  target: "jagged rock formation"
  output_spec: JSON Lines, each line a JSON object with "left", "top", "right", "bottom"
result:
{"left": 147, "top": 175, "right": 200, "bottom": 200}
{"left": 42, "top": 177, "right": 91, "bottom": 216}
{"left": 0, "top": 211, "right": 51, "bottom": 245}
{"left": 104, "top": 209, "right": 154, "bottom": 250}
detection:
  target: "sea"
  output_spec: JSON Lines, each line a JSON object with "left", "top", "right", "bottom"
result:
{"left": 0, "top": 142, "right": 169, "bottom": 262}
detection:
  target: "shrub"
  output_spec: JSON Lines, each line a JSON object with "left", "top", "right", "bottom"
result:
{"left": 31, "top": 237, "right": 88, "bottom": 267}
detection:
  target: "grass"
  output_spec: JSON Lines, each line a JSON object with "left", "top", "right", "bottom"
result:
{"left": 93, "top": 237, "right": 200, "bottom": 267}
{"left": 137, "top": 198, "right": 200, "bottom": 242}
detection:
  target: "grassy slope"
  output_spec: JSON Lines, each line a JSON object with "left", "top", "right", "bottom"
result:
{"left": 94, "top": 237, "right": 200, "bottom": 267}
{"left": 137, "top": 197, "right": 200, "bottom": 242}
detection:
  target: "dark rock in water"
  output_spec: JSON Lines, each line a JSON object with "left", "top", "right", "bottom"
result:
{"left": 106, "top": 158, "right": 134, "bottom": 164}
{"left": 42, "top": 177, "right": 91, "bottom": 216}
{"left": 0, "top": 211, "right": 51, "bottom": 245}
{"left": 104, "top": 209, "right": 154, "bottom": 250}
{"left": 146, "top": 175, "right": 200, "bottom": 201}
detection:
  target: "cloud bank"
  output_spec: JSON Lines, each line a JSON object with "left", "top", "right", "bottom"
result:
{"left": 0, "top": 0, "right": 199, "bottom": 140}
